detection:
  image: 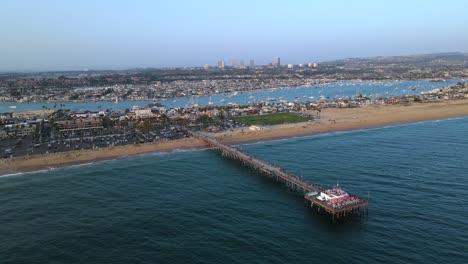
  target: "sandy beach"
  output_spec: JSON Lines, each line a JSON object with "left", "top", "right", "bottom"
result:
{"left": 0, "top": 138, "right": 208, "bottom": 176}
{"left": 212, "top": 99, "right": 468, "bottom": 145}
{"left": 1, "top": 99, "right": 467, "bottom": 176}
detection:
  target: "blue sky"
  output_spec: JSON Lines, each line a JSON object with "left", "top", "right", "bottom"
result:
{"left": 1, "top": 0, "right": 467, "bottom": 71}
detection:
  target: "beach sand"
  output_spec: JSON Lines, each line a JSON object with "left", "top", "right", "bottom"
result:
{"left": 1, "top": 99, "right": 467, "bottom": 176}
{"left": 0, "top": 138, "right": 208, "bottom": 176}
{"left": 211, "top": 99, "right": 468, "bottom": 144}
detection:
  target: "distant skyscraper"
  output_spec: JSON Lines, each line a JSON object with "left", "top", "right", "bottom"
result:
{"left": 240, "top": 59, "right": 245, "bottom": 67}
{"left": 273, "top": 57, "right": 280, "bottom": 68}
{"left": 218, "top": 60, "right": 225, "bottom": 69}
{"left": 249, "top": 59, "right": 254, "bottom": 67}
{"left": 232, "top": 59, "right": 238, "bottom": 68}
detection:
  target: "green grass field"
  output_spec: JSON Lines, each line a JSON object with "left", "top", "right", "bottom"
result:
{"left": 235, "top": 113, "right": 309, "bottom": 126}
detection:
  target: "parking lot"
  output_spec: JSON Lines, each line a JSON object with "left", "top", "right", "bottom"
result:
{"left": 1, "top": 127, "right": 188, "bottom": 158}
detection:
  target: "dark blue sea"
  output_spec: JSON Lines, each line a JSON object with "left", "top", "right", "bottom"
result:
{"left": 1, "top": 117, "right": 467, "bottom": 263}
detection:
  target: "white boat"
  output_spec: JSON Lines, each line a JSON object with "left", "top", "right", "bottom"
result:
{"left": 9, "top": 106, "right": 17, "bottom": 109}
{"left": 208, "top": 97, "right": 214, "bottom": 105}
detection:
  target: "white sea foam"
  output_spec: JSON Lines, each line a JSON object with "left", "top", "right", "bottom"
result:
{"left": 0, "top": 167, "right": 57, "bottom": 178}
{"left": 69, "top": 162, "right": 95, "bottom": 168}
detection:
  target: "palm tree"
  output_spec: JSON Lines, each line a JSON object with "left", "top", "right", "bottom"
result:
{"left": 137, "top": 119, "right": 156, "bottom": 142}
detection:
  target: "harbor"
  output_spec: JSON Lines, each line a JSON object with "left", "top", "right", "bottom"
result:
{"left": 190, "top": 131, "right": 369, "bottom": 221}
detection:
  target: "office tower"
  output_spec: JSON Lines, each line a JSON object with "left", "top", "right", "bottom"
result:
{"left": 273, "top": 57, "right": 280, "bottom": 68}
{"left": 218, "top": 60, "right": 225, "bottom": 69}
{"left": 240, "top": 59, "right": 245, "bottom": 67}
{"left": 232, "top": 59, "right": 238, "bottom": 68}
{"left": 249, "top": 59, "right": 254, "bottom": 67}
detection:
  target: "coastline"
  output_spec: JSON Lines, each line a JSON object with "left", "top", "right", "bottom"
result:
{"left": 211, "top": 99, "right": 468, "bottom": 145}
{"left": 1, "top": 99, "right": 467, "bottom": 176}
{"left": 0, "top": 78, "right": 460, "bottom": 104}
{"left": 0, "top": 138, "right": 208, "bottom": 176}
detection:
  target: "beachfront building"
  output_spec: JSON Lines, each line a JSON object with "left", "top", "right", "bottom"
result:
{"left": 315, "top": 184, "right": 363, "bottom": 210}
{"left": 56, "top": 118, "right": 103, "bottom": 130}
{"left": 317, "top": 185, "right": 350, "bottom": 202}
{"left": 133, "top": 109, "right": 154, "bottom": 118}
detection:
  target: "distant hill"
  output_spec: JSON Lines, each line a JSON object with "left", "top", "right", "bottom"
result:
{"left": 324, "top": 52, "right": 468, "bottom": 66}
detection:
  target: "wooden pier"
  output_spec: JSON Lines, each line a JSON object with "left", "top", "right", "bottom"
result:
{"left": 190, "top": 131, "right": 368, "bottom": 221}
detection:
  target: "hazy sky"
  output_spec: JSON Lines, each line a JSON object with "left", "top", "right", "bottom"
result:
{"left": 1, "top": 0, "right": 467, "bottom": 71}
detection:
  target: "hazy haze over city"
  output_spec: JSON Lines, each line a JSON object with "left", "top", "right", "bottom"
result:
{"left": 1, "top": 0, "right": 468, "bottom": 71}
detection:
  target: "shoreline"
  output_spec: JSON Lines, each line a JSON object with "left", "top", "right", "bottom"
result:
{"left": 0, "top": 138, "right": 208, "bottom": 176}
{"left": 1, "top": 99, "right": 467, "bottom": 176}
{"left": 0, "top": 78, "right": 461, "bottom": 104}
{"left": 211, "top": 99, "right": 468, "bottom": 145}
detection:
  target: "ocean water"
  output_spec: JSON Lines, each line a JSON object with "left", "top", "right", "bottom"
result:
{"left": 1, "top": 117, "right": 467, "bottom": 263}
{"left": 1, "top": 79, "right": 462, "bottom": 113}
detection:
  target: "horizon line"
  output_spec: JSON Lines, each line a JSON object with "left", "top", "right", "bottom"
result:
{"left": 0, "top": 51, "right": 466, "bottom": 74}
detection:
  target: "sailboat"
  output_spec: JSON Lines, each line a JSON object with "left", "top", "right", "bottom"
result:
{"left": 208, "top": 96, "right": 214, "bottom": 105}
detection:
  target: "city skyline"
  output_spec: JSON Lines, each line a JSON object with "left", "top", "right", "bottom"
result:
{"left": 1, "top": 0, "right": 468, "bottom": 71}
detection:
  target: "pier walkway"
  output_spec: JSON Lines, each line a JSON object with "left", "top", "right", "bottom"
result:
{"left": 190, "top": 131, "right": 368, "bottom": 221}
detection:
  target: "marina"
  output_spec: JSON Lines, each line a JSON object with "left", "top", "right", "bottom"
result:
{"left": 0, "top": 79, "right": 462, "bottom": 113}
